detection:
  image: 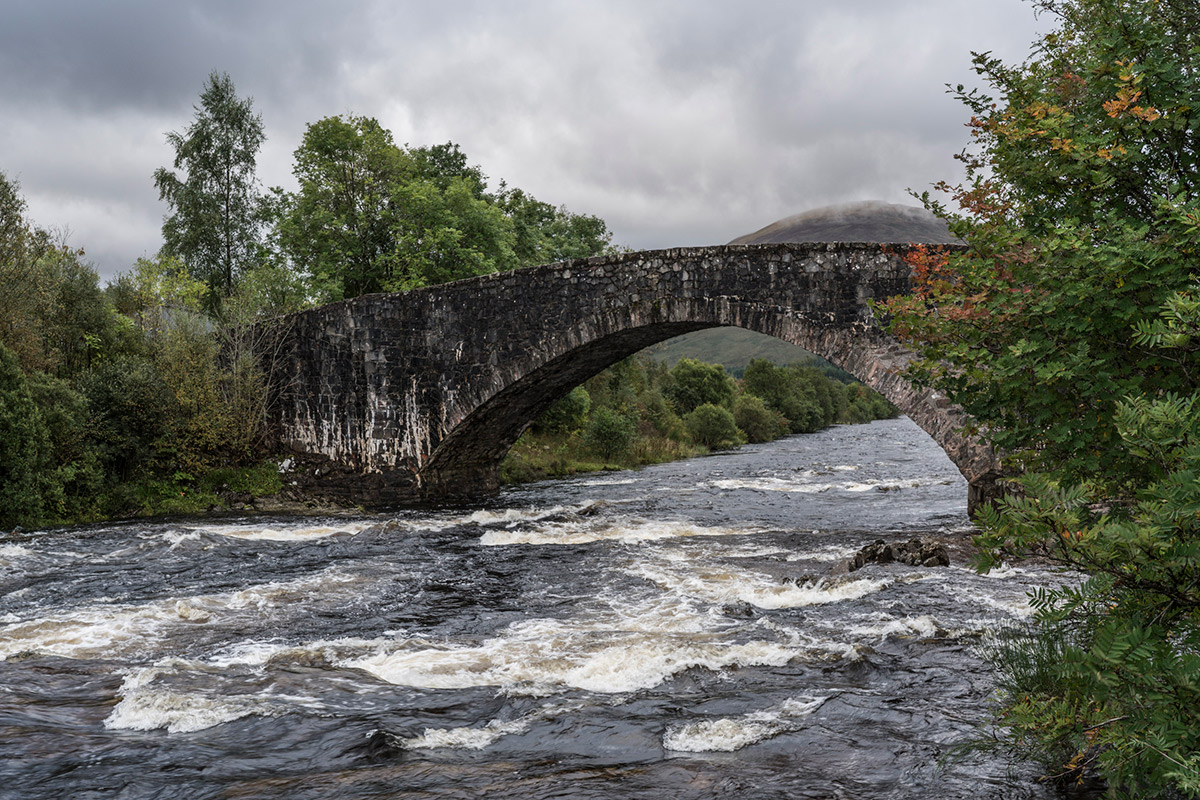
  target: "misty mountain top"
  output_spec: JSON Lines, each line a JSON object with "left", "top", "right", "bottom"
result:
{"left": 729, "top": 200, "right": 959, "bottom": 245}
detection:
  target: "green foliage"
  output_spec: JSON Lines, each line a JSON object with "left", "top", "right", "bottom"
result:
{"left": 844, "top": 382, "right": 899, "bottom": 424}
{"left": 154, "top": 72, "right": 266, "bottom": 309}
{"left": 640, "top": 388, "right": 686, "bottom": 439}
{"left": 201, "top": 462, "right": 283, "bottom": 497}
{"left": 584, "top": 406, "right": 635, "bottom": 461}
{"left": 496, "top": 185, "right": 613, "bottom": 265}
{"left": 0, "top": 172, "right": 132, "bottom": 379}
{"left": 275, "top": 116, "right": 519, "bottom": 298}
{"left": 273, "top": 117, "right": 607, "bottom": 302}
{"left": 79, "top": 355, "right": 175, "bottom": 480}
{"left": 0, "top": 343, "right": 51, "bottom": 528}
{"left": 684, "top": 403, "right": 743, "bottom": 450}
{"left": 390, "top": 176, "right": 516, "bottom": 288}
{"left": 507, "top": 351, "right": 899, "bottom": 484}
{"left": 742, "top": 358, "right": 833, "bottom": 433}
{"left": 231, "top": 261, "right": 312, "bottom": 317}
{"left": 732, "top": 393, "right": 789, "bottom": 443}
{"left": 533, "top": 386, "right": 591, "bottom": 435}
{"left": 584, "top": 357, "right": 646, "bottom": 413}
{"left": 409, "top": 141, "right": 488, "bottom": 198}
{"left": 666, "top": 357, "right": 735, "bottom": 415}
{"left": 25, "top": 371, "right": 104, "bottom": 520}
{"left": 881, "top": 2, "right": 1200, "bottom": 793}
{"left": 0, "top": 172, "right": 50, "bottom": 373}
{"left": 274, "top": 115, "right": 411, "bottom": 299}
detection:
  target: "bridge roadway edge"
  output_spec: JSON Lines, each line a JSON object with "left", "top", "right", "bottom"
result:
{"left": 264, "top": 242, "right": 1002, "bottom": 515}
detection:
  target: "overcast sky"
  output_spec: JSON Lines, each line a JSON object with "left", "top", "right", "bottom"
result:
{"left": 1, "top": 0, "right": 1049, "bottom": 281}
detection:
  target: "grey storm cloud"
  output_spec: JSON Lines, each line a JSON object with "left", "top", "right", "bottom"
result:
{"left": 0, "top": 0, "right": 1046, "bottom": 279}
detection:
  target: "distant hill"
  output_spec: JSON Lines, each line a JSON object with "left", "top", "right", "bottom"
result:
{"left": 645, "top": 326, "right": 825, "bottom": 372}
{"left": 649, "top": 201, "right": 951, "bottom": 371}
{"left": 728, "top": 200, "right": 959, "bottom": 246}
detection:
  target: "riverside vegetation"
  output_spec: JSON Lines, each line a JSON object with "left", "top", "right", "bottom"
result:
{"left": 881, "top": 0, "right": 1200, "bottom": 794}
{"left": 501, "top": 355, "right": 897, "bottom": 484}
{"left": 0, "top": 72, "right": 894, "bottom": 532}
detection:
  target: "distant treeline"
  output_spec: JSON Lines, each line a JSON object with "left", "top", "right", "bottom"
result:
{"left": 502, "top": 355, "right": 897, "bottom": 484}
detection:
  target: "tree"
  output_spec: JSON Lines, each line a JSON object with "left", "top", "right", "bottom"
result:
{"left": 275, "top": 118, "right": 519, "bottom": 299}
{"left": 584, "top": 406, "right": 635, "bottom": 460}
{"left": 741, "top": 359, "right": 828, "bottom": 433}
{"left": 684, "top": 403, "right": 743, "bottom": 450}
{"left": 410, "top": 141, "right": 487, "bottom": 198}
{"left": 881, "top": 1, "right": 1200, "bottom": 792}
{"left": 0, "top": 171, "right": 55, "bottom": 373}
{"left": 154, "top": 71, "right": 266, "bottom": 308}
{"left": 665, "top": 357, "right": 735, "bottom": 415}
{"left": 273, "top": 116, "right": 613, "bottom": 299}
{"left": 275, "top": 115, "right": 409, "bottom": 300}
{"left": 532, "top": 386, "right": 591, "bottom": 435}
{"left": 496, "top": 185, "right": 614, "bottom": 266}
{"left": 0, "top": 342, "right": 51, "bottom": 528}
{"left": 390, "top": 175, "right": 516, "bottom": 287}
{"left": 732, "top": 393, "right": 788, "bottom": 443}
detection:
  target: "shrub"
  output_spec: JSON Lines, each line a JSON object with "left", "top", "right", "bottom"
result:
{"left": 732, "top": 394, "right": 788, "bottom": 443}
{"left": 533, "top": 386, "right": 591, "bottom": 434}
{"left": 684, "top": 403, "right": 742, "bottom": 449}
{"left": 584, "top": 407, "right": 635, "bottom": 460}
{"left": 666, "top": 357, "right": 734, "bottom": 415}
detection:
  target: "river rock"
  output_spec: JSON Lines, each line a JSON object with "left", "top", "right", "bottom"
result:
{"left": 722, "top": 601, "right": 758, "bottom": 619}
{"left": 848, "top": 538, "right": 950, "bottom": 571}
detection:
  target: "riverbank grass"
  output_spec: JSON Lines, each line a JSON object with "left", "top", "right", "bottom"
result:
{"left": 97, "top": 461, "right": 284, "bottom": 519}
{"left": 500, "top": 431, "right": 706, "bottom": 484}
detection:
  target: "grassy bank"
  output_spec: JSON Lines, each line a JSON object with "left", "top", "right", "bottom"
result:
{"left": 500, "top": 430, "right": 707, "bottom": 484}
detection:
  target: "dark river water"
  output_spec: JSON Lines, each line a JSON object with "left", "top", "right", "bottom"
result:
{"left": 1, "top": 418, "right": 1070, "bottom": 799}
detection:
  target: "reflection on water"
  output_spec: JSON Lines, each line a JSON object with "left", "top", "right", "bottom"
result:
{"left": 1, "top": 418, "right": 1069, "bottom": 799}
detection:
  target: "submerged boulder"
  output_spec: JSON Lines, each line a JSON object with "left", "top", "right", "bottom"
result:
{"left": 848, "top": 538, "right": 950, "bottom": 571}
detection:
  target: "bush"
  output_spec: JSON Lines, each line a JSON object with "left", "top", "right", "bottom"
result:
{"left": 79, "top": 355, "right": 175, "bottom": 480}
{"left": 732, "top": 394, "right": 788, "bottom": 443}
{"left": 533, "top": 386, "right": 591, "bottom": 434}
{"left": 0, "top": 343, "right": 51, "bottom": 527}
{"left": 684, "top": 403, "right": 742, "bottom": 449}
{"left": 584, "top": 407, "right": 635, "bottom": 460}
{"left": 666, "top": 357, "right": 734, "bottom": 415}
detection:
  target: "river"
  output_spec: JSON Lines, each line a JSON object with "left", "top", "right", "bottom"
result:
{"left": 1, "top": 417, "right": 1071, "bottom": 799}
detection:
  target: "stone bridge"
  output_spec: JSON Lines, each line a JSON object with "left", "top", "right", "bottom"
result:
{"left": 267, "top": 242, "right": 1001, "bottom": 513}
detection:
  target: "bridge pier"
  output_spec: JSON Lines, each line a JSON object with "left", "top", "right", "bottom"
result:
{"left": 967, "top": 472, "right": 1007, "bottom": 519}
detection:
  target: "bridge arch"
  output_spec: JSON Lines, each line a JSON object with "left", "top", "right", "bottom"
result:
{"left": 269, "top": 243, "right": 1000, "bottom": 512}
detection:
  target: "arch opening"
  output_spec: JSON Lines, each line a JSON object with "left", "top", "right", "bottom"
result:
{"left": 419, "top": 319, "right": 994, "bottom": 513}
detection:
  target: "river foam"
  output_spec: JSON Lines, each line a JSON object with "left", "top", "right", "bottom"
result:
{"left": 478, "top": 516, "right": 759, "bottom": 547}
{"left": 627, "top": 556, "right": 890, "bottom": 610}
{"left": 0, "top": 567, "right": 364, "bottom": 661}
{"left": 663, "top": 695, "right": 830, "bottom": 752}
{"left": 343, "top": 591, "right": 811, "bottom": 695}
